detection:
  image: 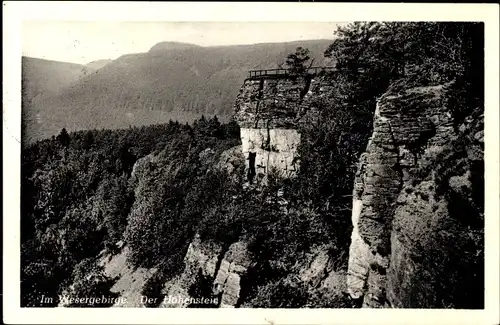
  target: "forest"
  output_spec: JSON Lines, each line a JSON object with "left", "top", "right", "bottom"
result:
{"left": 21, "top": 22, "right": 483, "bottom": 308}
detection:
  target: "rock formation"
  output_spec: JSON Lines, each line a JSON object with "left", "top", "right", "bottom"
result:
{"left": 347, "top": 82, "right": 484, "bottom": 308}
{"left": 212, "top": 241, "right": 252, "bottom": 308}
{"left": 161, "top": 236, "right": 222, "bottom": 307}
{"left": 233, "top": 74, "right": 329, "bottom": 182}
{"left": 161, "top": 236, "right": 251, "bottom": 308}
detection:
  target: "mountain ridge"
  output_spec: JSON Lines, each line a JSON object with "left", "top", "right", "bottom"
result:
{"left": 86, "top": 59, "right": 113, "bottom": 71}
{"left": 22, "top": 39, "right": 334, "bottom": 143}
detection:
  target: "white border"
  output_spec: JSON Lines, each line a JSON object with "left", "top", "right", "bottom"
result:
{"left": 3, "top": 2, "right": 499, "bottom": 325}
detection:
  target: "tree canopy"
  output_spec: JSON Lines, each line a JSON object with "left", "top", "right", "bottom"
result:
{"left": 284, "top": 47, "right": 312, "bottom": 75}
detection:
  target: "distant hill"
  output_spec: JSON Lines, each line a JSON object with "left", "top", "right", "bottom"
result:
{"left": 21, "top": 57, "right": 96, "bottom": 143}
{"left": 22, "top": 39, "right": 334, "bottom": 143}
{"left": 85, "top": 59, "right": 113, "bottom": 71}
{"left": 149, "top": 41, "right": 203, "bottom": 52}
{"left": 22, "top": 57, "right": 91, "bottom": 103}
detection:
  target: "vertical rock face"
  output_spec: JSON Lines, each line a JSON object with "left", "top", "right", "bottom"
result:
{"left": 213, "top": 241, "right": 252, "bottom": 308}
{"left": 346, "top": 166, "right": 370, "bottom": 301}
{"left": 233, "top": 77, "right": 310, "bottom": 129}
{"left": 298, "top": 246, "right": 347, "bottom": 293}
{"left": 347, "top": 82, "right": 484, "bottom": 308}
{"left": 240, "top": 128, "right": 301, "bottom": 180}
{"left": 233, "top": 75, "right": 329, "bottom": 181}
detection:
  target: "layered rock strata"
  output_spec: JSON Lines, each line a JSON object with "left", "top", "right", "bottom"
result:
{"left": 347, "top": 82, "right": 484, "bottom": 308}
{"left": 233, "top": 74, "right": 331, "bottom": 182}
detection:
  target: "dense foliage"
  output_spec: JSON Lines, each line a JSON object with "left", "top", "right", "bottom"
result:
{"left": 289, "top": 20, "right": 483, "bottom": 233}
{"left": 21, "top": 116, "right": 240, "bottom": 307}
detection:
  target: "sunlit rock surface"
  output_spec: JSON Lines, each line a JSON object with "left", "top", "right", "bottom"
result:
{"left": 240, "top": 128, "right": 301, "bottom": 180}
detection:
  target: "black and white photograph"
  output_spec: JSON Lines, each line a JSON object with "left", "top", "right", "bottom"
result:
{"left": 3, "top": 2, "right": 499, "bottom": 325}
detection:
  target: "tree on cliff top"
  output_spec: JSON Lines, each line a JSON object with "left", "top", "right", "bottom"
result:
{"left": 324, "top": 22, "right": 483, "bottom": 87}
{"left": 283, "top": 47, "right": 312, "bottom": 75}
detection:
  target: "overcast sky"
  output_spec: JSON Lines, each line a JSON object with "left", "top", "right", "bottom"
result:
{"left": 23, "top": 21, "right": 341, "bottom": 65}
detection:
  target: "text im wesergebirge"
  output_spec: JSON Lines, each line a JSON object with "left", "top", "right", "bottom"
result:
{"left": 39, "top": 295, "right": 219, "bottom": 307}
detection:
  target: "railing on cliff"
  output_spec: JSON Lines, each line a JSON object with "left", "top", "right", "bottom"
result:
{"left": 247, "top": 66, "right": 336, "bottom": 79}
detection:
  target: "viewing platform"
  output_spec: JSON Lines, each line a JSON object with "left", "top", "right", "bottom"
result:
{"left": 247, "top": 66, "right": 336, "bottom": 79}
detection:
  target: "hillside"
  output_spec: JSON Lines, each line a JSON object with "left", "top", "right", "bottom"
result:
{"left": 85, "top": 59, "right": 113, "bottom": 71}
{"left": 22, "top": 39, "right": 332, "bottom": 143}
{"left": 22, "top": 57, "right": 92, "bottom": 102}
{"left": 21, "top": 57, "right": 94, "bottom": 143}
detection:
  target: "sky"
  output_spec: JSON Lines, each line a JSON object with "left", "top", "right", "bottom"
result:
{"left": 22, "top": 21, "right": 341, "bottom": 65}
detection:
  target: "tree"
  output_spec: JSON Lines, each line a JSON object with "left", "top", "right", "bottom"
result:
{"left": 285, "top": 47, "right": 312, "bottom": 75}
{"left": 207, "top": 115, "right": 223, "bottom": 138}
{"left": 247, "top": 280, "right": 310, "bottom": 308}
{"left": 56, "top": 128, "right": 70, "bottom": 147}
{"left": 324, "top": 22, "right": 482, "bottom": 87}
{"left": 222, "top": 120, "right": 240, "bottom": 139}
{"left": 65, "top": 258, "right": 118, "bottom": 307}
{"left": 83, "top": 131, "right": 94, "bottom": 149}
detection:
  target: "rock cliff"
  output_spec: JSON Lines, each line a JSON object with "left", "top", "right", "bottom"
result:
{"left": 239, "top": 128, "right": 301, "bottom": 180}
{"left": 347, "top": 82, "right": 484, "bottom": 308}
{"left": 157, "top": 238, "right": 250, "bottom": 308}
{"left": 233, "top": 74, "right": 330, "bottom": 182}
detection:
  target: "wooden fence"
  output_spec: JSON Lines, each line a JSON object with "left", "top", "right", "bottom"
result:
{"left": 248, "top": 66, "right": 336, "bottom": 79}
